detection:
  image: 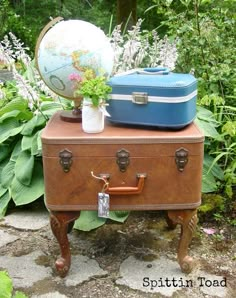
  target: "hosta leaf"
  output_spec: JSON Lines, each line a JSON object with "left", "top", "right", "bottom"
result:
{"left": 0, "top": 271, "right": 13, "bottom": 298}
{"left": 204, "top": 154, "right": 224, "bottom": 181}
{"left": 0, "top": 98, "right": 28, "bottom": 117}
{"left": 0, "top": 118, "right": 23, "bottom": 143}
{"left": 0, "top": 190, "right": 11, "bottom": 218}
{"left": 40, "top": 102, "right": 63, "bottom": 111}
{"left": 21, "top": 135, "right": 34, "bottom": 151}
{"left": 37, "top": 129, "right": 43, "bottom": 152}
{"left": 13, "top": 291, "right": 28, "bottom": 298}
{"left": 0, "top": 159, "right": 9, "bottom": 183}
{"left": 17, "top": 110, "right": 33, "bottom": 121}
{"left": 194, "top": 118, "right": 220, "bottom": 139}
{"left": 10, "top": 140, "right": 22, "bottom": 162}
{"left": 109, "top": 211, "right": 130, "bottom": 222}
{"left": 15, "top": 151, "right": 34, "bottom": 186}
{"left": 31, "top": 131, "right": 40, "bottom": 155}
{"left": 0, "top": 184, "right": 7, "bottom": 197}
{"left": 73, "top": 211, "right": 106, "bottom": 231}
{"left": 21, "top": 114, "right": 46, "bottom": 136}
{"left": 0, "top": 110, "right": 21, "bottom": 123}
{"left": 202, "top": 166, "right": 218, "bottom": 193}
{"left": 1, "top": 160, "right": 15, "bottom": 189}
{"left": 0, "top": 144, "right": 11, "bottom": 163}
{"left": 11, "top": 161, "right": 44, "bottom": 206}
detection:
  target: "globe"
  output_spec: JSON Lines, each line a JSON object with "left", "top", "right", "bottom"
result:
{"left": 35, "top": 17, "right": 114, "bottom": 100}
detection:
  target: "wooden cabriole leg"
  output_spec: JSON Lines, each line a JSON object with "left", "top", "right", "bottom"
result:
{"left": 167, "top": 209, "right": 198, "bottom": 274}
{"left": 50, "top": 211, "right": 80, "bottom": 277}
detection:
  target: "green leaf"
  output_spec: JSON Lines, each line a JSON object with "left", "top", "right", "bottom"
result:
{"left": 11, "top": 161, "right": 44, "bottom": 206}
{"left": 0, "top": 118, "right": 23, "bottom": 143}
{"left": 21, "top": 135, "right": 34, "bottom": 151}
{"left": 40, "top": 101, "right": 63, "bottom": 111}
{"left": 0, "top": 144, "right": 11, "bottom": 163}
{"left": 15, "top": 151, "right": 34, "bottom": 186}
{"left": 21, "top": 114, "right": 46, "bottom": 136}
{"left": 194, "top": 118, "right": 220, "bottom": 139}
{"left": 13, "top": 291, "right": 28, "bottom": 298}
{"left": 37, "top": 130, "right": 43, "bottom": 153}
{"left": 196, "top": 106, "right": 219, "bottom": 126}
{"left": 11, "top": 140, "right": 22, "bottom": 162}
{"left": 0, "top": 159, "right": 9, "bottom": 184}
{"left": 17, "top": 110, "right": 33, "bottom": 121}
{"left": 0, "top": 190, "right": 11, "bottom": 218}
{"left": 204, "top": 154, "right": 224, "bottom": 181}
{"left": 0, "top": 98, "right": 28, "bottom": 117}
{"left": 202, "top": 165, "right": 218, "bottom": 193}
{"left": 109, "top": 211, "right": 130, "bottom": 223}
{"left": 31, "top": 131, "right": 41, "bottom": 156}
{"left": 0, "top": 271, "right": 13, "bottom": 298}
{"left": 0, "top": 185, "right": 7, "bottom": 197}
{"left": 73, "top": 211, "right": 107, "bottom": 231}
{"left": 0, "top": 110, "right": 21, "bottom": 123}
{"left": 1, "top": 160, "right": 15, "bottom": 188}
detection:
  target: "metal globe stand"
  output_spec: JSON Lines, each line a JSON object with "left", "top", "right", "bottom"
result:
{"left": 35, "top": 17, "right": 82, "bottom": 123}
{"left": 59, "top": 98, "right": 82, "bottom": 123}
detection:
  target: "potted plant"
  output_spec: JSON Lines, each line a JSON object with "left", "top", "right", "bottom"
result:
{"left": 71, "top": 72, "right": 112, "bottom": 133}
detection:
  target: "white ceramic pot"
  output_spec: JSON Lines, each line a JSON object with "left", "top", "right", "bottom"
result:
{"left": 82, "top": 100, "right": 104, "bottom": 133}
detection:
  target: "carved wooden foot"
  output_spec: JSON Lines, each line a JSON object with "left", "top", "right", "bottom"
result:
{"left": 167, "top": 209, "right": 198, "bottom": 274}
{"left": 165, "top": 213, "right": 178, "bottom": 230}
{"left": 50, "top": 211, "right": 80, "bottom": 277}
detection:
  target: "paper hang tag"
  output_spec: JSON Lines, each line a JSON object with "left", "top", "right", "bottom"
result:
{"left": 98, "top": 192, "right": 110, "bottom": 218}
{"left": 99, "top": 106, "right": 111, "bottom": 117}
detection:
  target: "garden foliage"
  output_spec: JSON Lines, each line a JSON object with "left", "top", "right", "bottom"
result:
{"left": 0, "top": 270, "right": 27, "bottom": 298}
{"left": 147, "top": 0, "right": 236, "bottom": 202}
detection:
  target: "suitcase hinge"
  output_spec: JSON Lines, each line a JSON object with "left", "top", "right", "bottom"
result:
{"left": 175, "top": 147, "right": 188, "bottom": 172}
{"left": 116, "top": 148, "right": 130, "bottom": 172}
{"left": 59, "top": 149, "right": 73, "bottom": 173}
{"left": 132, "top": 92, "right": 148, "bottom": 104}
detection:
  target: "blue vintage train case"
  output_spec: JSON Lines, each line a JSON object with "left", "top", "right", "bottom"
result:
{"left": 107, "top": 68, "right": 197, "bottom": 129}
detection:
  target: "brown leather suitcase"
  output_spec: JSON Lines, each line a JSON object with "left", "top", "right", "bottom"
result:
{"left": 42, "top": 112, "right": 204, "bottom": 212}
{"left": 41, "top": 111, "right": 204, "bottom": 277}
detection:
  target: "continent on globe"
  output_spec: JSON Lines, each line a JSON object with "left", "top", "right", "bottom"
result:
{"left": 36, "top": 18, "right": 114, "bottom": 99}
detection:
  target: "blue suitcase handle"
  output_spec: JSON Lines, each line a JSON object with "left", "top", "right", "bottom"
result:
{"left": 114, "top": 67, "right": 170, "bottom": 77}
{"left": 139, "top": 67, "right": 170, "bottom": 75}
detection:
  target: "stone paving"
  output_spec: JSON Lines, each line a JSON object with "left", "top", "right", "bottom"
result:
{"left": 0, "top": 207, "right": 235, "bottom": 298}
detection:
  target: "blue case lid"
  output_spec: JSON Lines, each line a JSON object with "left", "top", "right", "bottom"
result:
{"left": 108, "top": 69, "right": 197, "bottom": 97}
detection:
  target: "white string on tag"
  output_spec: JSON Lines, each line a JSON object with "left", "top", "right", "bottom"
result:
{"left": 91, "top": 171, "right": 110, "bottom": 218}
{"left": 91, "top": 171, "right": 109, "bottom": 193}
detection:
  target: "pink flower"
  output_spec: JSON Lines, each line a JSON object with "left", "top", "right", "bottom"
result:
{"left": 68, "top": 73, "right": 82, "bottom": 81}
{"left": 203, "top": 228, "right": 216, "bottom": 235}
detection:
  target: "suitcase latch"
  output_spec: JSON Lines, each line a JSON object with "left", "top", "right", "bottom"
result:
{"left": 116, "top": 148, "right": 130, "bottom": 172}
{"left": 59, "top": 149, "right": 73, "bottom": 173}
{"left": 175, "top": 147, "right": 188, "bottom": 172}
{"left": 132, "top": 92, "right": 148, "bottom": 104}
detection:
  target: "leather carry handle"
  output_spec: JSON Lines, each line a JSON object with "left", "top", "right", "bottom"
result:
{"left": 99, "top": 173, "right": 147, "bottom": 195}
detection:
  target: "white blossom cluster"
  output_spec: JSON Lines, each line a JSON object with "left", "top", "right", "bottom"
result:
{"left": 12, "top": 70, "right": 39, "bottom": 110}
{"left": 0, "top": 42, "right": 14, "bottom": 69}
{"left": 110, "top": 19, "right": 178, "bottom": 75}
{"left": 0, "top": 32, "right": 58, "bottom": 109}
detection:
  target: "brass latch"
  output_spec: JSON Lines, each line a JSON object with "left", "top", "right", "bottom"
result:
{"left": 116, "top": 148, "right": 130, "bottom": 172}
{"left": 175, "top": 147, "right": 188, "bottom": 172}
{"left": 59, "top": 149, "right": 73, "bottom": 173}
{"left": 132, "top": 92, "right": 148, "bottom": 104}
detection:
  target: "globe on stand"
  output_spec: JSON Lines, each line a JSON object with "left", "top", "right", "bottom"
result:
{"left": 35, "top": 17, "right": 114, "bottom": 122}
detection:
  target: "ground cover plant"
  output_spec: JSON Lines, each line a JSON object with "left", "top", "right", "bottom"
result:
{"left": 0, "top": 270, "right": 27, "bottom": 298}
